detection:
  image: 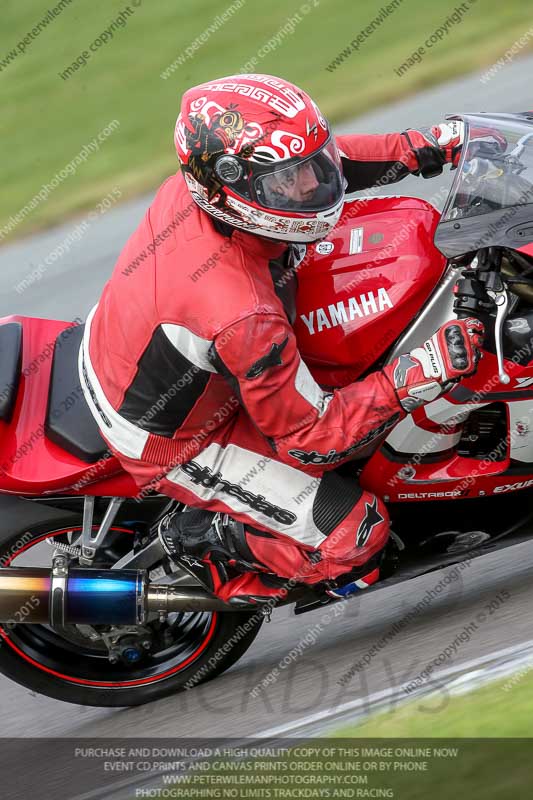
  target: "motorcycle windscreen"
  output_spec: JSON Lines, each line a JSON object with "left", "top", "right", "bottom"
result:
{"left": 434, "top": 112, "right": 533, "bottom": 258}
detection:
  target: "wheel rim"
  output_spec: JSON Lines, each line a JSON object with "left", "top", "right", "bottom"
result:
{"left": 0, "top": 527, "right": 218, "bottom": 688}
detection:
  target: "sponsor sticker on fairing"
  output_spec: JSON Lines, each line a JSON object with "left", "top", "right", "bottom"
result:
{"left": 398, "top": 490, "right": 466, "bottom": 499}
{"left": 493, "top": 479, "right": 533, "bottom": 493}
{"left": 349, "top": 226, "right": 364, "bottom": 254}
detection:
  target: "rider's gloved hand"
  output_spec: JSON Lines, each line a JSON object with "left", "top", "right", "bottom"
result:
{"left": 384, "top": 318, "right": 484, "bottom": 413}
{"left": 402, "top": 120, "right": 465, "bottom": 177}
{"left": 430, "top": 120, "right": 465, "bottom": 167}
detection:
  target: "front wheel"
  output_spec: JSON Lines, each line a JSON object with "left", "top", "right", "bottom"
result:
{"left": 0, "top": 518, "right": 263, "bottom": 706}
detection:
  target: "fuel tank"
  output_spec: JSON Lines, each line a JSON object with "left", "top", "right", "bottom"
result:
{"left": 295, "top": 196, "right": 447, "bottom": 387}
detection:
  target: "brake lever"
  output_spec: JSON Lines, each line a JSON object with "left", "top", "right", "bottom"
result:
{"left": 486, "top": 286, "right": 510, "bottom": 384}
{"left": 453, "top": 251, "right": 511, "bottom": 384}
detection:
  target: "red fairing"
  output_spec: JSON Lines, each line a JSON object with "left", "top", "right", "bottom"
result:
{"left": 295, "top": 196, "right": 447, "bottom": 387}
{"left": 0, "top": 316, "right": 135, "bottom": 496}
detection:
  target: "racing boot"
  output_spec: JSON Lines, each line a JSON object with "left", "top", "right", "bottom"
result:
{"left": 158, "top": 507, "right": 286, "bottom": 602}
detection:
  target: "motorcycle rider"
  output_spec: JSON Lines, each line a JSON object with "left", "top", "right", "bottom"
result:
{"left": 80, "top": 74, "right": 483, "bottom": 604}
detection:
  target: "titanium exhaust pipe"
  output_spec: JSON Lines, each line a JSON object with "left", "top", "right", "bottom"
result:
{"left": 0, "top": 563, "right": 232, "bottom": 626}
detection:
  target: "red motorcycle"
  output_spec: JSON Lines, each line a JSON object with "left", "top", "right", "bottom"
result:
{"left": 1, "top": 112, "right": 533, "bottom": 706}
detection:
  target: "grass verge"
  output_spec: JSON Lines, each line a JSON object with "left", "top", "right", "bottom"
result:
{"left": 324, "top": 667, "right": 533, "bottom": 798}
{"left": 332, "top": 665, "right": 533, "bottom": 737}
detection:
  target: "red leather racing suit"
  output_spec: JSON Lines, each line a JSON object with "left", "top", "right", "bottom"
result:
{"left": 80, "top": 130, "right": 434, "bottom": 599}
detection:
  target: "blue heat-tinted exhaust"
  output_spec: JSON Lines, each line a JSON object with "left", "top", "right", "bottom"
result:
{"left": 66, "top": 570, "right": 143, "bottom": 625}
{"left": 0, "top": 565, "right": 232, "bottom": 626}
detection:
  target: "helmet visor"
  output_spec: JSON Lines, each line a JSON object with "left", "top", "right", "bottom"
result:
{"left": 253, "top": 138, "right": 344, "bottom": 214}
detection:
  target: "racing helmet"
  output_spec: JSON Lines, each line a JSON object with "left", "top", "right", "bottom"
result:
{"left": 174, "top": 74, "right": 346, "bottom": 243}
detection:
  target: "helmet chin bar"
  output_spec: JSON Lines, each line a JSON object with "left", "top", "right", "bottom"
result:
{"left": 243, "top": 193, "right": 345, "bottom": 244}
